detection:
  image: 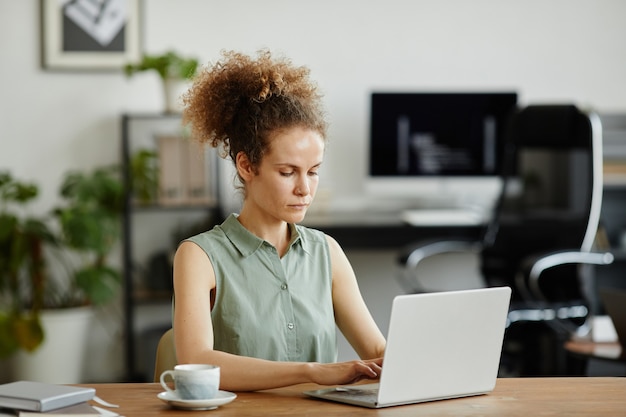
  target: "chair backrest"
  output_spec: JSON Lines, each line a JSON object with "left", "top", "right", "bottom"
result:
{"left": 153, "top": 328, "right": 177, "bottom": 382}
{"left": 480, "top": 105, "right": 603, "bottom": 303}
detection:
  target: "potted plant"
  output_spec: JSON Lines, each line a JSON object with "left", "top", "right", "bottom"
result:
{"left": 53, "top": 165, "right": 123, "bottom": 306}
{"left": 0, "top": 172, "right": 58, "bottom": 358}
{"left": 124, "top": 50, "right": 199, "bottom": 113}
{"left": 0, "top": 166, "right": 124, "bottom": 383}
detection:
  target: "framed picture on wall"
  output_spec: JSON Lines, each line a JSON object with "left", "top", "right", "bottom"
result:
{"left": 40, "top": 0, "right": 141, "bottom": 71}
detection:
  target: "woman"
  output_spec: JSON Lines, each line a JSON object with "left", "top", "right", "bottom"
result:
{"left": 174, "top": 49, "right": 386, "bottom": 392}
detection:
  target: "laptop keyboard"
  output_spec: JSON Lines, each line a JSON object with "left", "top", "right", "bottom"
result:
{"left": 328, "top": 386, "right": 379, "bottom": 403}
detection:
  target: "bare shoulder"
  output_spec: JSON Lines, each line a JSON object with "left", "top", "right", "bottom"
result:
{"left": 174, "top": 240, "right": 215, "bottom": 289}
{"left": 324, "top": 233, "right": 342, "bottom": 252}
{"left": 324, "top": 233, "right": 352, "bottom": 276}
{"left": 175, "top": 239, "right": 208, "bottom": 260}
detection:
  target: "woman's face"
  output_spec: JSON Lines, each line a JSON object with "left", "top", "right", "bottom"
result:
{"left": 241, "top": 126, "right": 325, "bottom": 224}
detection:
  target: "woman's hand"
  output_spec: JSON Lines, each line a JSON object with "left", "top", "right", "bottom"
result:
{"left": 307, "top": 358, "right": 383, "bottom": 386}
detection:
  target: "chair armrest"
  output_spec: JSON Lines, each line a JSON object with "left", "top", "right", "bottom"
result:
{"left": 396, "top": 239, "right": 482, "bottom": 293}
{"left": 518, "top": 250, "right": 614, "bottom": 301}
{"left": 399, "top": 239, "right": 482, "bottom": 270}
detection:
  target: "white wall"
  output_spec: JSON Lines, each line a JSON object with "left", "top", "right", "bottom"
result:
{"left": 2, "top": 0, "right": 626, "bottom": 212}
{"left": 1, "top": 0, "right": 626, "bottom": 382}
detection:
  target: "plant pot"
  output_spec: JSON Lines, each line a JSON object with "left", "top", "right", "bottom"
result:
{"left": 11, "top": 306, "right": 93, "bottom": 384}
{"left": 163, "top": 78, "right": 190, "bottom": 113}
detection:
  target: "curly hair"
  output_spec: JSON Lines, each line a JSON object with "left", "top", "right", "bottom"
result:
{"left": 182, "top": 49, "right": 328, "bottom": 172}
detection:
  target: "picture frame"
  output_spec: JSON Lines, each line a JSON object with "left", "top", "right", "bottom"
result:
{"left": 40, "top": 0, "right": 141, "bottom": 71}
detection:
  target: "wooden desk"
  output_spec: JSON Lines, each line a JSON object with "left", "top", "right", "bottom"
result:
{"left": 84, "top": 378, "right": 626, "bottom": 416}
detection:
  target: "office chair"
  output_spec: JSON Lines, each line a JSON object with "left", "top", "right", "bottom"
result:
{"left": 397, "top": 104, "right": 614, "bottom": 376}
{"left": 153, "top": 328, "right": 177, "bottom": 382}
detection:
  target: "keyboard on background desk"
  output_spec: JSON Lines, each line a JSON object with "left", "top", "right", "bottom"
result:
{"left": 401, "top": 208, "right": 485, "bottom": 226}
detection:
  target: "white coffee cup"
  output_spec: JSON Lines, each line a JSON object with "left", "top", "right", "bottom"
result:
{"left": 160, "top": 364, "right": 220, "bottom": 400}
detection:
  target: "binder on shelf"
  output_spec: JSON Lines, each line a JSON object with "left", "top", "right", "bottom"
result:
{"left": 185, "top": 140, "right": 215, "bottom": 205}
{"left": 155, "top": 134, "right": 216, "bottom": 206}
{"left": 157, "top": 135, "right": 185, "bottom": 205}
{"left": 603, "top": 160, "right": 626, "bottom": 185}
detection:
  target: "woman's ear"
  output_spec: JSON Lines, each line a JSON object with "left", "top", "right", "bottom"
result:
{"left": 235, "top": 151, "right": 255, "bottom": 182}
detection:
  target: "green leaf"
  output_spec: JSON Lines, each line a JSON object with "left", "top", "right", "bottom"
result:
{"left": 130, "top": 149, "right": 159, "bottom": 203}
{"left": 13, "top": 313, "right": 45, "bottom": 352}
{"left": 0, "top": 313, "right": 45, "bottom": 356}
{"left": 124, "top": 51, "right": 198, "bottom": 80}
{"left": 0, "top": 214, "right": 18, "bottom": 241}
{"left": 0, "top": 313, "right": 19, "bottom": 358}
{"left": 75, "top": 266, "right": 120, "bottom": 306}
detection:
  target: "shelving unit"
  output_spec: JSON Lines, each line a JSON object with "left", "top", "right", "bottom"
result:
{"left": 120, "top": 113, "right": 222, "bottom": 381}
{"left": 600, "top": 113, "right": 626, "bottom": 251}
{"left": 595, "top": 113, "right": 626, "bottom": 313}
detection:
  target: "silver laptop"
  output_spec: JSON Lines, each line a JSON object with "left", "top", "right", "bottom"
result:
{"left": 304, "top": 286, "right": 512, "bottom": 408}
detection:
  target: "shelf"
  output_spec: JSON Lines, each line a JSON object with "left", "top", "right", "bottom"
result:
{"left": 121, "top": 113, "right": 223, "bottom": 382}
{"left": 604, "top": 176, "right": 626, "bottom": 188}
{"left": 133, "top": 289, "right": 173, "bottom": 304}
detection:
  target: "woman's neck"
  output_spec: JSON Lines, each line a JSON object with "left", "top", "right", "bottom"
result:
{"left": 236, "top": 209, "right": 291, "bottom": 256}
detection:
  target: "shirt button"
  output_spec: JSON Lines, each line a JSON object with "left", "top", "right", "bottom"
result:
{"left": 287, "top": 323, "right": 294, "bottom": 330}
{"left": 281, "top": 284, "right": 288, "bottom": 290}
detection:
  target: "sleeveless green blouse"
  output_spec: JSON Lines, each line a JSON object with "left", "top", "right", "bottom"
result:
{"left": 184, "top": 214, "right": 337, "bottom": 363}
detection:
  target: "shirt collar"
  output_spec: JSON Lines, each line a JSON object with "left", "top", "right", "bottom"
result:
{"left": 221, "top": 213, "right": 307, "bottom": 257}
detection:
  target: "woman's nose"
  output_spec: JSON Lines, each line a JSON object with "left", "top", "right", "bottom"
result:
{"left": 295, "top": 177, "right": 310, "bottom": 195}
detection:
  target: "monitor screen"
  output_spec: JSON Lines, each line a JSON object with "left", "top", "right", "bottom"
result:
{"left": 369, "top": 92, "right": 518, "bottom": 177}
{"left": 366, "top": 92, "right": 518, "bottom": 207}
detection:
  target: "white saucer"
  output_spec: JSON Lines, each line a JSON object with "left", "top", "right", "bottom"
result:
{"left": 157, "top": 390, "right": 237, "bottom": 410}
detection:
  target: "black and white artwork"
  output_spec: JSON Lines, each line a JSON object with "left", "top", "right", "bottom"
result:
{"left": 41, "top": 0, "right": 141, "bottom": 70}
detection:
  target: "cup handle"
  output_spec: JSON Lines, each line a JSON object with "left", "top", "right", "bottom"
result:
{"left": 160, "top": 370, "right": 176, "bottom": 394}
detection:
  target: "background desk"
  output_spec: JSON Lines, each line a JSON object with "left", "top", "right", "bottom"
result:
{"left": 84, "top": 378, "right": 626, "bottom": 416}
{"left": 302, "top": 211, "right": 484, "bottom": 249}
{"left": 565, "top": 340, "right": 625, "bottom": 362}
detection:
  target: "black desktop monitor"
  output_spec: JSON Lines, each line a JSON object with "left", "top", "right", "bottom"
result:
{"left": 366, "top": 92, "right": 518, "bottom": 205}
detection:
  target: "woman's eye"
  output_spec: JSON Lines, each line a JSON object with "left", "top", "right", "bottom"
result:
{"left": 280, "top": 171, "right": 294, "bottom": 177}
{"left": 308, "top": 171, "right": 319, "bottom": 177}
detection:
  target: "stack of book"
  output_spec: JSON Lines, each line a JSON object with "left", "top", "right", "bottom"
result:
{"left": 0, "top": 381, "right": 117, "bottom": 417}
{"left": 156, "top": 135, "right": 217, "bottom": 206}
{"left": 602, "top": 113, "right": 626, "bottom": 185}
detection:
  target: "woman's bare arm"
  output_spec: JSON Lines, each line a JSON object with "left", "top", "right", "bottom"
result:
{"left": 326, "top": 235, "right": 387, "bottom": 360}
